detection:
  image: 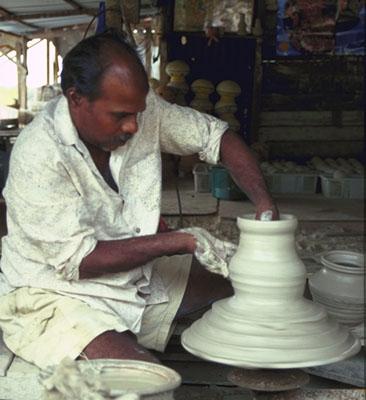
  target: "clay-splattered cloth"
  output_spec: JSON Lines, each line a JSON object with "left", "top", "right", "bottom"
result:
{"left": 0, "top": 89, "right": 227, "bottom": 334}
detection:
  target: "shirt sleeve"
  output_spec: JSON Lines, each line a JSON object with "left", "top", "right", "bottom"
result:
{"left": 3, "top": 138, "right": 97, "bottom": 281}
{"left": 152, "top": 90, "right": 229, "bottom": 165}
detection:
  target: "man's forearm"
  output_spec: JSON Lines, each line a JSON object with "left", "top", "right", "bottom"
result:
{"left": 219, "top": 130, "right": 278, "bottom": 218}
{"left": 79, "top": 231, "right": 195, "bottom": 279}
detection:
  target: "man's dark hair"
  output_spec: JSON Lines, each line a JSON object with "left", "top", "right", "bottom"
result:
{"left": 61, "top": 29, "right": 147, "bottom": 99}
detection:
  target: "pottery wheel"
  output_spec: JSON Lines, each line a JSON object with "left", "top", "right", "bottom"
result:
{"left": 227, "top": 368, "right": 310, "bottom": 392}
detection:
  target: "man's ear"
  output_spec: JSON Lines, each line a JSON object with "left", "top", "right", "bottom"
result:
{"left": 65, "top": 87, "right": 84, "bottom": 108}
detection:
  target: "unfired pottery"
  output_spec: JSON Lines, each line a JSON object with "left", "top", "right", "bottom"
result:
{"left": 41, "top": 359, "right": 181, "bottom": 400}
{"left": 181, "top": 215, "right": 360, "bottom": 368}
{"left": 189, "top": 79, "right": 214, "bottom": 113}
{"left": 309, "top": 251, "right": 365, "bottom": 327}
{"left": 214, "top": 80, "right": 241, "bottom": 132}
{"left": 165, "top": 60, "right": 190, "bottom": 106}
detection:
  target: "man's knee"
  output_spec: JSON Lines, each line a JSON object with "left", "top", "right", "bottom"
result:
{"left": 79, "top": 330, "right": 160, "bottom": 363}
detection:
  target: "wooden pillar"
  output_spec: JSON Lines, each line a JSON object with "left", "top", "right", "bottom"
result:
{"left": 53, "top": 43, "right": 59, "bottom": 83}
{"left": 249, "top": 36, "right": 263, "bottom": 144}
{"left": 16, "top": 38, "right": 27, "bottom": 122}
{"left": 249, "top": 0, "right": 265, "bottom": 144}
{"left": 106, "top": 0, "right": 123, "bottom": 31}
{"left": 46, "top": 39, "right": 50, "bottom": 85}
{"left": 145, "top": 27, "right": 152, "bottom": 77}
{"left": 159, "top": 5, "right": 169, "bottom": 85}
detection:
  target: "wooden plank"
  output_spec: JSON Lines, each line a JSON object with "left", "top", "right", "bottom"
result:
{"left": 342, "top": 111, "right": 365, "bottom": 126}
{"left": 304, "top": 349, "right": 365, "bottom": 388}
{"left": 0, "top": 335, "right": 13, "bottom": 377}
{"left": 0, "top": 9, "right": 98, "bottom": 21}
{"left": 175, "top": 385, "right": 253, "bottom": 400}
{"left": 219, "top": 195, "right": 364, "bottom": 221}
{"left": 163, "top": 360, "right": 234, "bottom": 386}
{"left": 267, "top": 140, "right": 364, "bottom": 159}
{"left": 259, "top": 111, "right": 364, "bottom": 127}
{"left": 259, "top": 126, "right": 363, "bottom": 141}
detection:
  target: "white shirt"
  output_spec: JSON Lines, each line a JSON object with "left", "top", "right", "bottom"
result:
{"left": 0, "top": 90, "right": 228, "bottom": 334}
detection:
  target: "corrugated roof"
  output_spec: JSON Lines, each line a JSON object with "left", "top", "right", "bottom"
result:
{"left": 0, "top": 0, "right": 98, "bottom": 36}
{"left": 0, "top": 0, "right": 159, "bottom": 37}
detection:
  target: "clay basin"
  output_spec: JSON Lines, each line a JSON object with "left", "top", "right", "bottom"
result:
{"left": 95, "top": 360, "right": 181, "bottom": 399}
{"left": 42, "top": 359, "right": 181, "bottom": 399}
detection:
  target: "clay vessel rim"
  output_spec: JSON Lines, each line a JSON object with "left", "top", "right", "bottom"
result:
{"left": 237, "top": 214, "right": 297, "bottom": 227}
{"left": 320, "top": 250, "right": 365, "bottom": 274}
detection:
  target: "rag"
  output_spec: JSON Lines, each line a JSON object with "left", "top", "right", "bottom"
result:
{"left": 180, "top": 227, "right": 237, "bottom": 278}
{"left": 259, "top": 210, "right": 274, "bottom": 221}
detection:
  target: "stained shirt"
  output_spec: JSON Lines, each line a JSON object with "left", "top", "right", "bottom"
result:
{"left": 0, "top": 90, "right": 228, "bottom": 334}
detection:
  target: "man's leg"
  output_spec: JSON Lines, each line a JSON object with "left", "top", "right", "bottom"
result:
{"left": 79, "top": 330, "right": 160, "bottom": 363}
{"left": 80, "top": 256, "right": 233, "bottom": 362}
{"left": 175, "top": 256, "right": 234, "bottom": 319}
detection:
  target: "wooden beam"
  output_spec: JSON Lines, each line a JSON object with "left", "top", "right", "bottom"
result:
{"left": 0, "top": 30, "right": 25, "bottom": 49}
{"left": 62, "top": 0, "right": 95, "bottom": 16}
{"left": 105, "top": 0, "right": 123, "bottom": 31}
{"left": 0, "top": 29, "right": 23, "bottom": 40}
{"left": 26, "top": 23, "right": 91, "bottom": 39}
{"left": 0, "top": 9, "right": 98, "bottom": 22}
{"left": 0, "top": 5, "right": 40, "bottom": 30}
{"left": 2, "top": 51, "right": 17, "bottom": 66}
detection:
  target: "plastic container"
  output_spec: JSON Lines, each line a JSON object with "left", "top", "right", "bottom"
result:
{"left": 210, "top": 166, "right": 247, "bottom": 200}
{"left": 193, "top": 163, "right": 211, "bottom": 193}
{"left": 320, "top": 175, "right": 364, "bottom": 199}
{"left": 265, "top": 173, "right": 318, "bottom": 194}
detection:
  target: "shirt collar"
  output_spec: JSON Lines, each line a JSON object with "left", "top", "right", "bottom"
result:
{"left": 53, "top": 95, "right": 81, "bottom": 147}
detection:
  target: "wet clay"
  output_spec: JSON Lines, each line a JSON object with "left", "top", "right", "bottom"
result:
{"left": 181, "top": 214, "right": 361, "bottom": 368}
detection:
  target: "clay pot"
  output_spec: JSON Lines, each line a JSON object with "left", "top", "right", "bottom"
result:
{"left": 309, "top": 250, "right": 365, "bottom": 326}
{"left": 181, "top": 215, "right": 360, "bottom": 368}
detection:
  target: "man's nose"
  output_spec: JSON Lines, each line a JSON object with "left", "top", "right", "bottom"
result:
{"left": 121, "top": 115, "right": 138, "bottom": 134}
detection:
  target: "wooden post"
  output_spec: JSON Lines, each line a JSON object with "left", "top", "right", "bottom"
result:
{"left": 16, "top": 38, "right": 28, "bottom": 126}
{"left": 105, "top": 0, "right": 123, "bottom": 31}
{"left": 249, "top": 36, "right": 263, "bottom": 144}
{"left": 53, "top": 43, "right": 59, "bottom": 83}
{"left": 159, "top": 5, "right": 170, "bottom": 85}
{"left": 145, "top": 27, "right": 152, "bottom": 77}
{"left": 46, "top": 39, "right": 50, "bottom": 85}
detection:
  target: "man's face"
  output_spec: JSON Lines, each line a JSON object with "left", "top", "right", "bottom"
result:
{"left": 71, "top": 64, "right": 148, "bottom": 152}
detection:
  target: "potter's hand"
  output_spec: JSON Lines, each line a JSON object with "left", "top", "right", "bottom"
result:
{"left": 255, "top": 204, "right": 280, "bottom": 221}
{"left": 180, "top": 227, "right": 237, "bottom": 278}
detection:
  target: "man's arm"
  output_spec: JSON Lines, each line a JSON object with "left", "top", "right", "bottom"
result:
{"left": 79, "top": 231, "right": 195, "bottom": 279}
{"left": 219, "top": 130, "right": 279, "bottom": 219}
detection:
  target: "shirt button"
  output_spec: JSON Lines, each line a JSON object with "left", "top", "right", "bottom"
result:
{"left": 135, "top": 227, "right": 141, "bottom": 233}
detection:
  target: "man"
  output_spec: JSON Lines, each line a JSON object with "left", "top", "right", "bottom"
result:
{"left": 0, "top": 30, "right": 278, "bottom": 369}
